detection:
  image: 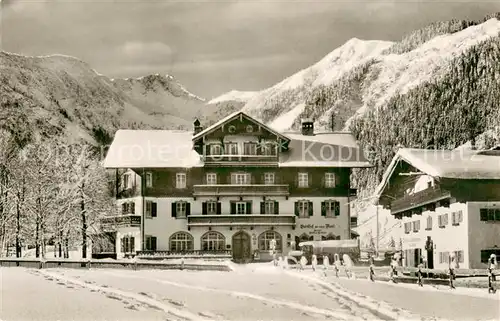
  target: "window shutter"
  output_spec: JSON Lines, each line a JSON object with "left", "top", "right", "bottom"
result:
{"left": 216, "top": 202, "right": 222, "bottom": 214}
{"left": 131, "top": 202, "right": 135, "bottom": 214}
{"left": 171, "top": 202, "right": 177, "bottom": 218}
{"left": 151, "top": 237, "right": 157, "bottom": 251}
{"left": 321, "top": 202, "right": 326, "bottom": 216}
{"left": 202, "top": 202, "right": 207, "bottom": 215}
{"left": 151, "top": 202, "right": 157, "bottom": 217}
{"left": 122, "top": 203, "right": 126, "bottom": 214}
{"left": 458, "top": 211, "right": 463, "bottom": 222}
{"left": 274, "top": 201, "right": 279, "bottom": 214}
{"left": 480, "top": 208, "right": 488, "bottom": 221}
{"left": 186, "top": 203, "right": 191, "bottom": 216}
{"left": 334, "top": 202, "right": 340, "bottom": 216}
{"left": 294, "top": 202, "right": 299, "bottom": 216}
{"left": 130, "top": 237, "right": 135, "bottom": 252}
{"left": 246, "top": 201, "right": 252, "bottom": 214}
{"left": 260, "top": 202, "right": 265, "bottom": 214}
{"left": 308, "top": 201, "right": 313, "bottom": 217}
{"left": 321, "top": 175, "right": 325, "bottom": 188}
{"left": 230, "top": 202, "right": 236, "bottom": 214}
{"left": 121, "top": 238, "right": 125, "bottom": 252}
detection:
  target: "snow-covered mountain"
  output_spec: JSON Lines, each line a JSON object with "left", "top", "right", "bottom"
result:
{"left": 1, "top": 51, "right": 206, "bottom": 145}
{"left": 208, "top": 17, "right": 499, "bottom": 133}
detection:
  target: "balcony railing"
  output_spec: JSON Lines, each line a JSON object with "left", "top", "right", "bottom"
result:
{"left": 100, "top": 215, "right": 141, "bottom": 230}
{"left": 390, "top": 187, "right": 451, "bottom": 214}
{"left": 193, "top": 184, "right": 289, "bottom": 197}
{"left": 188, "top": 215, "right": 296, "bottom": 227}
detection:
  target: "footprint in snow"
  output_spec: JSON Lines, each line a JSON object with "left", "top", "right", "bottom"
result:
{"left": 166, "top": 299, "right": 185, "bottom": 307}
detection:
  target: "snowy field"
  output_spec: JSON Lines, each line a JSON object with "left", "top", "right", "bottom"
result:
{"left": 1, "top": 263, "right": 499, "bottom": 321}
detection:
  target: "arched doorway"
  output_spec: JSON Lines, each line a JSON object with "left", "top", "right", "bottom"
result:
{"left": 232, "top": 231, "right": 252, "bottom": 263}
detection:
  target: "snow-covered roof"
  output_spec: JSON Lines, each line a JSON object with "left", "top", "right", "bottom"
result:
{"left": 279, "top": 136, "right": 371, "bottom": 168}
{"left": 192, "top": 111, "right": 290, "bottom": 142}
{"left": 103, "top": 130, "right": 203, "bottom": 168}
{"left": 103, "top": 127, "right": 371, "bottom": 169}
{"left": 374, "top": 148, "right": 500, "bottom": 197}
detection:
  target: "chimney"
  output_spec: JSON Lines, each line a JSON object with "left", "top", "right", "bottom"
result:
{"left": 193, "top": 119, "right": 203, "bottom": 135}
{"left": 301, "top": 119, "right": 314, "bottom": 136}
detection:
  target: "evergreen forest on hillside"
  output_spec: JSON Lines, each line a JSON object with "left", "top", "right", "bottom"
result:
{"left": 350, "top": 34, "right": 500, "bottom": 195}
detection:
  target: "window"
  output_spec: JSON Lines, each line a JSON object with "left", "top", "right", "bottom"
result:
{"left": 260, "top": 200, "right": 277, "bottom": 214}
{"left": 145, "top": 172, "right": 153, "bottom": 188}
{"left": 203, "top": 201, "right": 219, "bottom": 215}
{"left": 452, "top": 211, "right": 463, "bottom": 226}
{"left": 298, "top": 173, "right": 309, "bottom": 188}
{"left": 122, "top": 173, "right": 131, "bottom": 189}
{"left": 322, "top": 201, "right": 340, "bottom": 217}
{"left": 169, "top": 232, "right": 193, "bottom": 252}
{"left": 176, "top": 173, "right": 186, "bottom": 189}
{"left": 231, "top": 173, "right": 250, "bottom": 185}
{"left": 201, "top": 232, "right": 225, "bottom": 251}
{"left": 236, "top": 202, "right": 246, "bottom": 214}
{"left": 231, "top": 201, "right": 251, "bottom": 214}
{"left": 426, "top": 216, "right": 432, "bottom": 230}
{"left": 258, "top": 231, "right": 282, "bottom": 252}
{"left": 172, "top": 201, "right": 190, "bottom": 218}
{"left": 264, "top": 173, "right": 275, "bottom": 185}
{"left": 224, "top": 143, "right": 238, "bottom": 155}
{"left": 324, "top": 173, "right": 336, "bottom": 188}
{"left": 438, "top": 213, "right": 448, "bottom": 228}
{"left": 480, "top": 208, "right": 500, "bottom": 222}
{"left": 145, "top": 201, "right": 157, "bottom": 218}
{"left": 296, "top": 200, "right": 311, "bottom": 218}
{"left": 454, "top": 250, "right": 464, "bottom": 263}
{"left": 412, "top": 220, "right": 420, "bottom": 232}
{"left": 145, "top": 235, "right": 157, "bottom": 251}
{"left": 206, "top": 173, "right": 217, "bottom": 185}
{"left": 244, "top": 142, "right": 257, "bottom": 155}
{"left": 121, "top": 202, "right": 135, "bottom": 214}
{"left": 209, "top": 144, "right": 222, "bottom": 155}
{"left": 439, "top": 252, "right": 450, "bottom": 264}
{"left": 121, "top": 236, "right": 135, "bottom": 253}
{"left": 404, "top": 222, "right": 411, "bottom": 234}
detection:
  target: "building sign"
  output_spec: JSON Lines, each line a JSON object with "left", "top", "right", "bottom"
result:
{"left": 403, "top": 237, "right": 422, "bottom": 249}
{"left": 299, "top": 224, "right": 336, "bottom": 235}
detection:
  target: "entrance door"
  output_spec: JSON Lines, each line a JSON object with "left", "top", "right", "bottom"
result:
{"left": 427, "top": 249, "right": 434, "bottom": 269}
{"left": 232, "top": 231, "right": 252, "bottom": 263}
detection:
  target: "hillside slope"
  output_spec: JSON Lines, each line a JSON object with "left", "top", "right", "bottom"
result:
{"left": 0, "top": 52, "right": 206, "bottom": 145}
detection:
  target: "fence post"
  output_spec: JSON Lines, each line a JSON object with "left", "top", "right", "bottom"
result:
{"left": 39, "top": 258, "right": 45, "bottom": 269}
{"left": 181, "top": 259, "right": 185, "bottom": 271}
{"left": 87, "top": 258, "right": 91, "bottom": 269}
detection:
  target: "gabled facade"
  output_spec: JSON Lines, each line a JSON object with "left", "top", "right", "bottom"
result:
{"left": 375, "top": 148, "right": 500, "bottom": 269}
{"left": 101, "top": 111, "right": 371, "bottom": 262}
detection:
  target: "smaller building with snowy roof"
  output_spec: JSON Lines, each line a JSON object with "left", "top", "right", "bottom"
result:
{"left": 375, "top": 147, "right": 500, "bottom": 269}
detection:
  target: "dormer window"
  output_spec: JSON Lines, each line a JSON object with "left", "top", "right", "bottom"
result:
{"left": 244, "top": 142, "right": 257, "bottom": 155}
{"left": 324, "top": 173, "right": 336, "bottom": 188}
{"left": 224, "top": 143, "right": 238, "bottom": 155}
{"left": 209, "top": 144, "right": 222, "bottom": 155}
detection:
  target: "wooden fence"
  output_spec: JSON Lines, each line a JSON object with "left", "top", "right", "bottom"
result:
{"left": 0, "top": 258, "right": 232, "bottom": 272}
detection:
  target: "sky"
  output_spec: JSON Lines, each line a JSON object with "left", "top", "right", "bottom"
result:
{"left": 2, "top": 0, "right": 499, "bottom": 99}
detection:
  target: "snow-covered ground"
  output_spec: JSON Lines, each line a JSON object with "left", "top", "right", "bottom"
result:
{"left": 1, "top": 263, "right": 498, "bottom": 321}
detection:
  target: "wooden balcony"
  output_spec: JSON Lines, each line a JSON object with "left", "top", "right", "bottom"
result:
{"left": 193, "top": 184, "right": 289, "bottom": 197}
{"left": 100, "top": 215, "right": 141, "bottom": 230}
{"left": 203, "top": 155, "right": 278, "bottom": 167}
{"left": 390, "top": 187, "right": 451, "bottom": 214}
{"left": 187, "top": 215, "right": 296, "bottom": 227}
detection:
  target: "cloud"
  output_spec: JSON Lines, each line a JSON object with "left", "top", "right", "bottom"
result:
{"left": 122, "top": 41, "right": 173, "bottom": 59}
